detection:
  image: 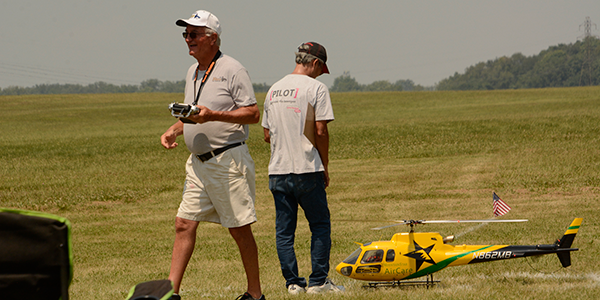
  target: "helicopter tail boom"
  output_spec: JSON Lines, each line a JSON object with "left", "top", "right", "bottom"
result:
{"left": 465, "top": 218, "right": 582, "bottom": 267}
{"left": 520, "top": 218, "right": 581, "bottom": 268}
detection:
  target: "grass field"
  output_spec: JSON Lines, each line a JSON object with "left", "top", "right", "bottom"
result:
{"left": 1, "top": 87, "right": 599, "bottom": 299}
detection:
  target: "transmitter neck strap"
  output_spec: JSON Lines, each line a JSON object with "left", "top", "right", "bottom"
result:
{"left": 192, "top": 50, "right": 222, "bottom": 106}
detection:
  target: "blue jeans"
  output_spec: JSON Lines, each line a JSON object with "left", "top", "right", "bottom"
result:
{"left": 269, "top": 172, "right": 331, "bottom": 288}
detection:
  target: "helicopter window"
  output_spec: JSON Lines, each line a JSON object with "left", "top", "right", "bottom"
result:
{"left": 385, "top": 249, "right": 395, "bottom": 262}
{"left": 342, "top": 248, "right": 363, "bottom": 265}
{"left": 361, "top": 250, "right": 384, "bottom": 264}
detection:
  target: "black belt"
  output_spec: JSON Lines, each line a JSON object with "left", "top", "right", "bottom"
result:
{"left": 196, "top": 142, "right": 245, "bottom": 162}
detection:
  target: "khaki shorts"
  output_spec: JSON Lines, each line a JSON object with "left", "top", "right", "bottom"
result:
{"left": 177, "top": 144, "right": 257, "bottom": 228}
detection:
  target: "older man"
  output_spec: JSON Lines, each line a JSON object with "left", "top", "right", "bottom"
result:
{"left": 161, "top": 10, "right": 264, "bottom": 300}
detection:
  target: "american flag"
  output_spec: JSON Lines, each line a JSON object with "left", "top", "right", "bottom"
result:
{"left": 493, "top": 192, "right": 511, "bottom": 217}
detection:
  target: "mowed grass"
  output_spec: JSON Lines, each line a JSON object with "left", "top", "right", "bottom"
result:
{"left": 1, "top": 87, "right": 599, "bottom": 299}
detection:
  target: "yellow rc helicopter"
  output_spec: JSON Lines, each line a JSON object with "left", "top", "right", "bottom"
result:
{"left": 335, "top": 218, "right": 582, "bottom": 287}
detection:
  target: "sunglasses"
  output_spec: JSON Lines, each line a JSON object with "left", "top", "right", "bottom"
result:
{"left": 182, "top": 31, "right": 207, "bottom": 40}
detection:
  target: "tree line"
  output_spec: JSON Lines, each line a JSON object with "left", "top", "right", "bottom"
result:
{"left": 0, "top": 79, "right": 273, "bottom": 96}
{"left": 330, "top": 71, "right": 427, "bottom": 92}
{"left": 0, "top": 79, "right": 179, "bottom": 96}
{"left": 2, "top": 37, "right": 598, "bottom": 95}
{"left": 436, "top": 37, "right": 600, "bottom": 90}
{"left": 0, "top": 75, "right": 423, "bottom": 95}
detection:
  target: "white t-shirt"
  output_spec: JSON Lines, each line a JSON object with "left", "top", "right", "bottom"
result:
{"left": 182, "top": 54, "right": 257, "bottom": 155}
{"left": 262, "top": 74, "right": 334, "bottom": 175}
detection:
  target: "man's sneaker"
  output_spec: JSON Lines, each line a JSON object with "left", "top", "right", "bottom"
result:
{"left": 287, "top": 284, "right": 306, "bottom": 295}
{"left": 306, "top": 278, "right": 345, "bottom": 294}
{"left": 169, "top": 294, "right": 181, "bottom": 300}
{"left": 235, "top": 292, "right": 265, "bottom": 300}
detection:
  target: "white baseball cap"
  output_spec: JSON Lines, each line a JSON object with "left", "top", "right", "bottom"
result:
{"left": 176, "top": 10, "right": 221, "bottom": 36}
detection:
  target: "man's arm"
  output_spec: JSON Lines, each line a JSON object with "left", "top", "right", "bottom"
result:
{"left": 161, "top": 121, "right": 184, "bottom": 149}
{"left": 315, "top": 120, "right": 330, "bottom": 188}
{"left": 187, "top": 104, "right": 260, "bottom": 125}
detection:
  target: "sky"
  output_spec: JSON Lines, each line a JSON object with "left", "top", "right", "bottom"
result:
{"left": 1, "top": 1, "right": 599, "bottom": 89}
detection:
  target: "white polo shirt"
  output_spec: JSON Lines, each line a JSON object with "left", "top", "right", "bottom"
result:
{"left": 262, "top": 74, "right": 334, "bottom": 175}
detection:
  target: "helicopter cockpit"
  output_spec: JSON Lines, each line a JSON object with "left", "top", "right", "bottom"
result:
{"left": 361, "top": 250, "right": 383, "bottom": 263}
{"left": 343, "top": 247, "right": 397, "bottom": 265}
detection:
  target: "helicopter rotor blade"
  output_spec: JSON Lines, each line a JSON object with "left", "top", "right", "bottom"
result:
{"left": 422, "top": 219, "right": 528, "bottom": 224}
{"left": 371, "top": 221, "right": 410, "bottom": 231}
{"left": 371, "top": 219, "right": 528, "bottom": 230}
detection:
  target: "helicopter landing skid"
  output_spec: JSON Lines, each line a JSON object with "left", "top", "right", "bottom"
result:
{"left": 362, "top": 273, "right": 439, "bottom": 289}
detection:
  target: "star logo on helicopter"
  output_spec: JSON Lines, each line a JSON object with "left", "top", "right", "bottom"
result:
{"left": 403, "top": 241, "right": 437, "bottom": 271}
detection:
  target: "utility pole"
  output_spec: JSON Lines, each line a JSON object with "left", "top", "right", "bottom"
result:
{"left": 578, "top": 17, "right": 598, "bottom": 86}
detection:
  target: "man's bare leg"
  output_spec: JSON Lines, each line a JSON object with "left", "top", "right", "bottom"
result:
{"left": 229, "top": 224, "right": 262, "bottom": 299}
{"left": 169, "top": 217, "right": 200, "bottom": 293}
